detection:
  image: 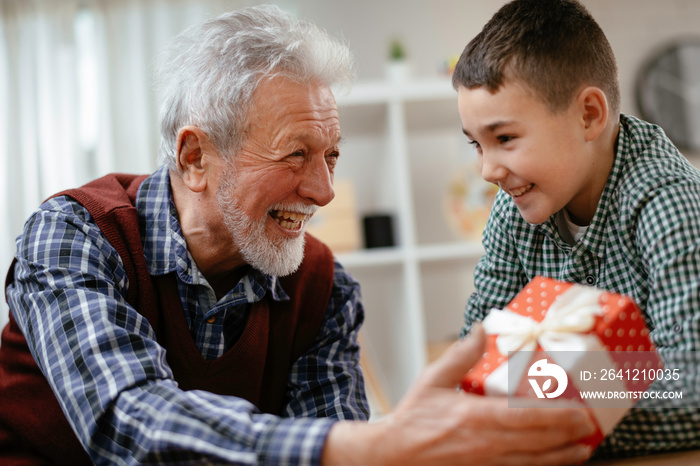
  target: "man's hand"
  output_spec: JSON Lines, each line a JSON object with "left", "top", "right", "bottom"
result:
{"left": 322, "top": 324, "right": 595, "bottom": 465}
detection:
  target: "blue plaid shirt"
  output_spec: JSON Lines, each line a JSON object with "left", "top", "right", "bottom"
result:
{"left": 465, "top": 114, "right": 700, "bottom": 458}
{"left": 7, "top": 165, "right": 368, "bottom": 465}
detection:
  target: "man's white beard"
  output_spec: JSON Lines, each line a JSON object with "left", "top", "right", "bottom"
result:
{"left": 216, "top": 165, "right": 310, "bottom": 277}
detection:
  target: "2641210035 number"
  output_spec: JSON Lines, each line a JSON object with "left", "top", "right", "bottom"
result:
{"left": 599, "top": 368, "right": 680, "bottom": 381}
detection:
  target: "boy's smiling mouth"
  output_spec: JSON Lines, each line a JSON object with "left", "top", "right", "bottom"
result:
{"left": 505, "top": 183, "right": 534, "bottom": 198}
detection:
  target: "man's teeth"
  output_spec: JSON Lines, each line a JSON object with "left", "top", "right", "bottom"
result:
{"left": 509, "top": 184, "right": 534, "bottom": 197}
{"left": 271, "top": 210, "right": 306, "bottom": 230}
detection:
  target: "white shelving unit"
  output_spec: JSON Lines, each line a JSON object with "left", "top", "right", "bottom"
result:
{"left": 333, "top": 77, "right": 489, "bottom": 409}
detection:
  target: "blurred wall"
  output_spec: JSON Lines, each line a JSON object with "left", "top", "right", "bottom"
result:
{"left": 296, "top": 0, "right": 700, "bottom": 126}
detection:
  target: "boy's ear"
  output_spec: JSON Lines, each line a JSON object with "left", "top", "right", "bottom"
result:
{"left": 578, "top": 87, "right": 608, "bottom": 142}
{"left": 175, "top": 125, "right": 215, "bottom": 193}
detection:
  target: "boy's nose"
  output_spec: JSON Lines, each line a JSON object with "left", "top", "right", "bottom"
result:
{"left": 480, "top": 156, "right": 507, "bottom": 185}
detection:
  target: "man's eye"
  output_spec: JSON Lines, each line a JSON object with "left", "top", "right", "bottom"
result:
{"left": 290, "top": 150, "right": 305, "bottom": 157}
{"left": 326, "top": 152, "right": 340, "bottom": 165}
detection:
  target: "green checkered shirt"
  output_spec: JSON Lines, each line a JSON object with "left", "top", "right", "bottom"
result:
{"left": 464, "top": 113, "right": 700, "bottom": 458}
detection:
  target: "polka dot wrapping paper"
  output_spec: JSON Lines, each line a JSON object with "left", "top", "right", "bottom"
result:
{"left": 460, "top": 276, "right": 660, "bottom": 450}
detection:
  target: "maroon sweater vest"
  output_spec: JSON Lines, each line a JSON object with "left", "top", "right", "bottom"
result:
{"left": 0, "top": 173, "right": 334, "bottom": 465}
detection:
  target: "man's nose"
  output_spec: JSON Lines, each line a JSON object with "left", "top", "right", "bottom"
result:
{"left": 298, "top": 155, "right": 335, "bottom": 207}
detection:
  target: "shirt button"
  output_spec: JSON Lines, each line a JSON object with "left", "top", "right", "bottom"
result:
{"left": 673, "top": 323, "right": 682, "bottom": 333}
{"left": 585, "top": 276, "right": 596, "bottom": 285}
{"left": 206, "top": 316, "right": 216, "bottom": 324}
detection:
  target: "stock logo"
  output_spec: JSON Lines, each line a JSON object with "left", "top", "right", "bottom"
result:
{"left": 527, "top": 358, "right": 568, "bottom": 399}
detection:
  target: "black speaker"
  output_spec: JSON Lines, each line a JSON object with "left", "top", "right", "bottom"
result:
{"left": 363, "top": 214, "right": 395, "bottom": 248}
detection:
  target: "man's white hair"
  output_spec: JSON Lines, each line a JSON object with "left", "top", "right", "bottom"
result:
{"left": 154, "top": 4, "right": 354, "bottom": 167}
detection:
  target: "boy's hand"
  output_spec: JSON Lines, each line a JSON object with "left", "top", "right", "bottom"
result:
{"left": 323, "top": 324, "right": 596, "bottom": 465}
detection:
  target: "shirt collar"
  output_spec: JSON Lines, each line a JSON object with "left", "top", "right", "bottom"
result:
{"left": 136, "top": 165, "right": 289, "bottom": 302}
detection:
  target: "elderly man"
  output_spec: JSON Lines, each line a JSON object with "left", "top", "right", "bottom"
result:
{"left": 0, "top": 5, "right": 595, "bottom": 465}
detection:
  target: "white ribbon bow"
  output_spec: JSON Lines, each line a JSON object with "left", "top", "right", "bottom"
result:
{"left": 483, "top": 284, "right": 605, "bottom": 355}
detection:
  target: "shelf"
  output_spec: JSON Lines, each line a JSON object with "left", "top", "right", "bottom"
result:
{"left": 335, "top": 241, "right": 483, "bottom": 269}
{"left": 337, "top": 77, "right": 455, "bottom": 106}
{"left": 414, "top": 241, "right": 483, "bottom": 262}
{"left": 335, "top": 247, "right": 404, "bottom": 268}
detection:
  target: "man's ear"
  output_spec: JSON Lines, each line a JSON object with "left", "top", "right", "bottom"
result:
{"left": 175, "top": 125, "right": 213, "bottom": 193}
{"left": 578, "top": 87, "right": 608, "bottom": 142}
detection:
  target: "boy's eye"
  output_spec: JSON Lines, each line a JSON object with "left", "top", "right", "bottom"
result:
{"left": 497, "top": 135, "right": 514, "bottom": 144}
{"left": 468, "top": 140, "right": 481, "bottom": 149}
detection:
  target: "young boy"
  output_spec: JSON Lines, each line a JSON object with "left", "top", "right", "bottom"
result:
{"left": 454, "top": 0, "right": 700, "bottom": 459}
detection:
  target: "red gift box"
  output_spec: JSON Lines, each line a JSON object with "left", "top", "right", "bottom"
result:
{"left": 461, "top": 276, "right": 660, "bottom": 449}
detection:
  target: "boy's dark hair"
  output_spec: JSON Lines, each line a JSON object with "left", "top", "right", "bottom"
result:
{"left": 452, "top": 0, "right": 620, "bottom": 118}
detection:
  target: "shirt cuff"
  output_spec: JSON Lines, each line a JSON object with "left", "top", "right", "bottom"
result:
{"left": 257, "top": 416, "right": 337, "bottom": 466}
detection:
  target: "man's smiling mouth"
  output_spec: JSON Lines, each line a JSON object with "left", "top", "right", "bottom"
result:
{"left": 270, "top": 209, "right": 309, "bottom": 231}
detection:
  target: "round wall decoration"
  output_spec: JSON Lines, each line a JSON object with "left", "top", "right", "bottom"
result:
{"left": 636, "top": 40, "right": 700, "bottom": 151}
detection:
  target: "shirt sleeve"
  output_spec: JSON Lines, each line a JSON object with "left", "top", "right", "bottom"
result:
{"left": 462, "top": 190, "right": 529, "bottom": 336}
{"left": 594, "top": 178, "right": 700, "bottom": 458}
{"left": 6, "top": 197, "right": 338, "bottom": 465}
{"left": 282, "top": 260, "right": 369, "bottom": 421}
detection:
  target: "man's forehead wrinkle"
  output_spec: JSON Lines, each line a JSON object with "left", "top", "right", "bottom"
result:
{"left": 266, "top": 125, "right": 340, "bottom": 153}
